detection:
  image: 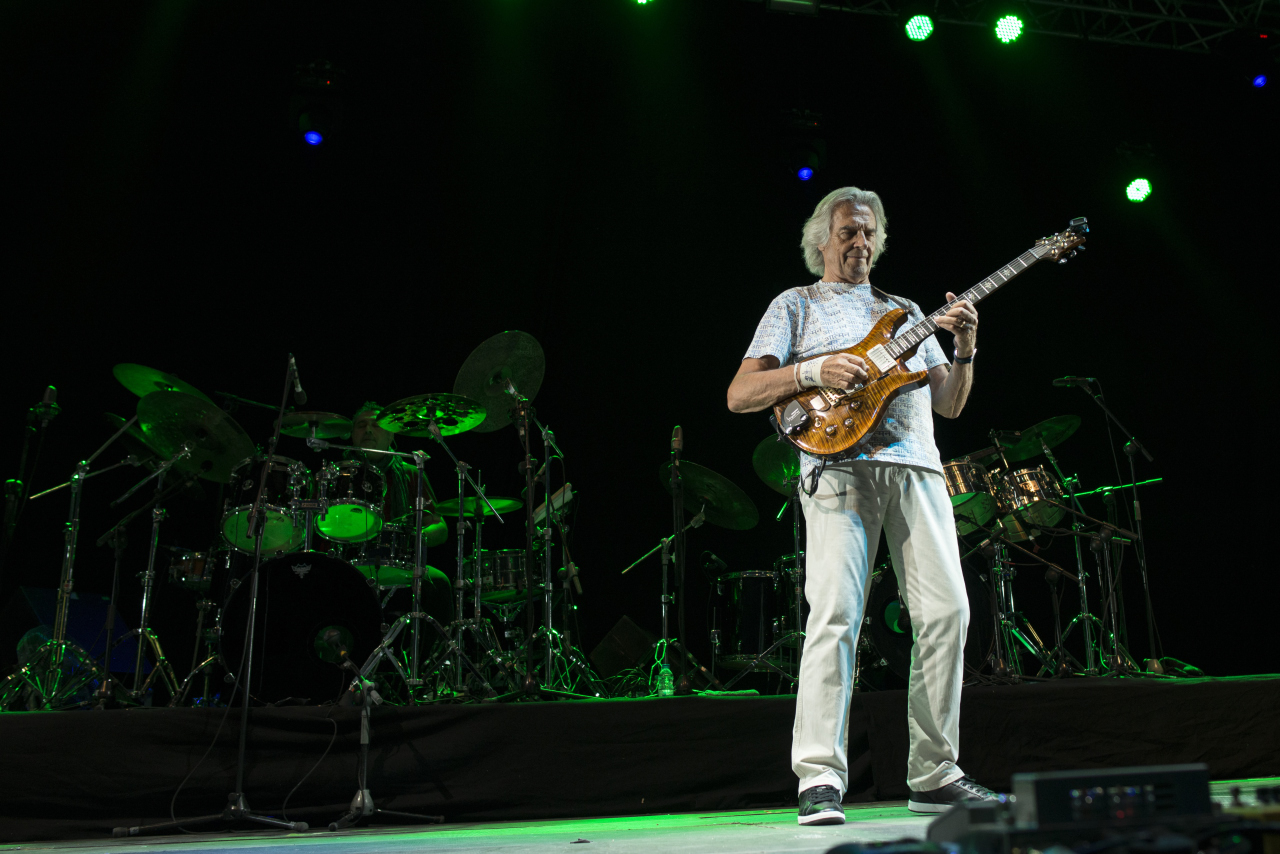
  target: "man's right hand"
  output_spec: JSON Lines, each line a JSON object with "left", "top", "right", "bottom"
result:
{"left": 820, "top": 353, "right": 869, "bottom": 390}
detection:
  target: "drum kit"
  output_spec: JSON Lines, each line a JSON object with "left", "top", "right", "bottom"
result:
{"left": 0, "top": 333, "right": 608, "bottom": 712}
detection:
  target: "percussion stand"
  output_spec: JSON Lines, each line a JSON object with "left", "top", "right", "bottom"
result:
{"left": 114, "top": 356, "right": 308, "bottom": 838}
{"left": 421, "top": 419, "right": 505, "bottom": 698}
{"left": 0, "top": 417, "right": 138, "bottom": 711}
{"left": 1036, "top": 438, "right": 1097, "bottom": 675}
{"left": 505, "top": 384, "right": 542, "bottom": 695}
{"left": 1070, "top": 381, "right": 1160, "bottom": 673}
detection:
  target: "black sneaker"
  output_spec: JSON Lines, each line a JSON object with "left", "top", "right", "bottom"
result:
{"left": 798, "top": 785, "right": 846, "bottom": 825}
{"left": 907, "top": 776, "right": 1000, "bottom": 814}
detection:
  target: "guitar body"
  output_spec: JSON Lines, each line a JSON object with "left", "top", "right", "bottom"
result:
{"left": 771, "top": 308, "right": 930, "bottom": 457}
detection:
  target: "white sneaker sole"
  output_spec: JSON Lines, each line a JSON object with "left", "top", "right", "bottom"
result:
{"left": 906, "top": 801, "right": 951, "bottom": 814}
{"left": 797, "top": 810, "right": 847, "bottom": 825}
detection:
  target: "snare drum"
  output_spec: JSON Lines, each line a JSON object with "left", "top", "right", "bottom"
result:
{"left": 315, "top": 460, "right": 386, "bottom": 543}
{"left": 942, "top": 459, "right": 997, "bottom": 535}
{"left": 996, "top": 465, "right": 1065, "bottom": 539}
{"left": 464, "top": 549, "right": 537, "bottom": 603}
{"left": 222, "top": 456, "right": 310, "bottom": 555}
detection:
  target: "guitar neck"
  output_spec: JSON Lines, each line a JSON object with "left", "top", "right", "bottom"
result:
{"left": 885, "top": 245, "right": 1051, "bottom": 360}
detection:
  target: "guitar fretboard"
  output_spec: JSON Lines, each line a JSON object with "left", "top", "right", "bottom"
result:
{"left": 885, "top": 245, "right": 1051, "bottom": 360}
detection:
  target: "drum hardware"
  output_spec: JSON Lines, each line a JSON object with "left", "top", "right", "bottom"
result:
{"left": 1, "top": 415, "right": 145, "bottom": 711}
{"left": 133, "top": 391, "right": 256, "bottom": 484}
{"left": 715, "top": 569, "right": 803, "bottom": 689}
{"left": 223, "top": 455, "right": 312, "bottom": 555}
{"left": 752, "top": 434, "right": 808, "bottom": 680}
{"left": 115, "top": 355, "right": 312, "bottom": 838}
{"left": 1056, "top": 377, "right": 1161, "bottom": 674}
{"left": 1, "top": 385, "right": 59, "bottom": 585}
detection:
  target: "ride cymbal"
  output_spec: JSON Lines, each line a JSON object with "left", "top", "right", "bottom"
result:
{"left": 977, "top": 415, "right": 1082, "bottom": 465}
{"left": 114, "top": 364, "right": 212, "bottom": 403}
{"left": 752, "top": 435, "right": 802, "bottom": 497}
{"left": 281, "top": 411, "right": 352, "bottom": 439}
{"left": 659, "top": 461, "right": 759, "bottom": 530}
{"left": 136, "top": 392, "right": 255, "bottom": 483}
{"left": 433, "top": 496, "right": 523, "bottom": 517}
{"left": 452, "top": 331, "right": 545, "bottom": 433}
{"left": 376, "top": 393, "right": 487, "bottom": 437}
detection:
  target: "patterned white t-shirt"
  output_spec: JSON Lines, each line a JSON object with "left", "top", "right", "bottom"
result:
{"left": 744, "top": 281, "right": 949, "bottom": 479}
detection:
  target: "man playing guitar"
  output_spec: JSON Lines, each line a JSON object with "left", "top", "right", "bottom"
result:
{"left": 727, "top": 187, "right": 999, "bottom": 823}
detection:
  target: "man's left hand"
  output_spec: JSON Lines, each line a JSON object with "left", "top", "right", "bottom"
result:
{"left": 935, "top": 291, "right": 978, "bottom": 356}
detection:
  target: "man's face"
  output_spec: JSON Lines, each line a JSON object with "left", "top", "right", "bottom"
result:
{"left": 350, "top": 411, "right": 393, "bottom": 453}
{"left": 819, "top": 203, "right": 878, "bottom": 284}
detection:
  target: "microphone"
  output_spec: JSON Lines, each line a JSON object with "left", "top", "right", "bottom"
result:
{"left": 702, "top": 551, "right": 728, "bottom": 574}
{"left": 289, "top": 354, "right": 307, "bottom": 406}
{"left": 671, "top": 425, "right": 683, "bottom": 454}
{"left": 519, "top": 458, "right": 547, "bottom": 482}
{"left": 36, "top": 385, "right": 60, "bottom": 428}
{"left": 1052, "top": 376, "right": 1095, "bottom": 388}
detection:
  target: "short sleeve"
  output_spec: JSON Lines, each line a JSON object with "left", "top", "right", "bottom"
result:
{"left": 901, "top": 300, "right": 948, "bottom": 371}
{"left": 744, "top": 291, "right": 799, "bottom": 365}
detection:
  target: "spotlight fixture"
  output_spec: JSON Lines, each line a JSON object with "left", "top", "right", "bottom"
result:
{"left": 994, "top": 15, "right": 1024, "bottom": 42}
{"left": 798, "top": 167, "right": 814, "bottom": 181}
{"left": 1126, "top": 178, "right": 1152, "bottom": 202}
{"left": 1253, "top": 74, "right": 1268, "bottom": 87}
{"left": 905, "top": 14, "right": 934, "bottom": 40}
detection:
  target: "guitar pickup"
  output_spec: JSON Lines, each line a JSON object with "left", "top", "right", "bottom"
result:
{"left": 865, "top": 345, "right": 895, "bottom": 373}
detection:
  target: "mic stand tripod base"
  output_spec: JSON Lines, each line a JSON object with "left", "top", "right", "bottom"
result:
{"left": 112, "top": 793, "right": 307, "bottom": 837}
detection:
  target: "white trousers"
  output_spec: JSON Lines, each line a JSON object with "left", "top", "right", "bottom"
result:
{"left": 792, "top": 462, "right": 970, "bottom": 795}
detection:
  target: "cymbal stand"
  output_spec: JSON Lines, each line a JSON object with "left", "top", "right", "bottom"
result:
{"left": 1070, "top": 381, "right": 1160, "bottom": 672}
{"left": 123, "top": 469, "right": 181, "bottom": 703}
{"left": 421, "top": 420, "right": 504, "bottom": 699}
{"left": 1040, "top": 498, "right": 1141, "bottom": 674}
{"left": 503, "top": 382, "right": 542, "bottom": 695}
{"left": 1037, "top": 437, "right": 1096, "bottom": 674}
{"left": 0, "top": 417, "right": 138, "bottom": 711}
{"left": 0, "top": 385, "right": 59, "bottom": 587}
{"left": 114, "top": 355, "right": 307, "bottom": 838}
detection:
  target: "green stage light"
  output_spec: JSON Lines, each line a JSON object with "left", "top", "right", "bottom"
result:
{"left": 905, "top": 15, "right": 934, "bottom": 40}
{"left": 1126, "top": 178, "right": 1152, "bottom": 202}
{"left": 994, "top": 15, "right": 1024, "bottom": 42}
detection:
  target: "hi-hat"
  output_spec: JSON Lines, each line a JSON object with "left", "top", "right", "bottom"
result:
{"left": 114, "top": 364, "right": 212, "bottom": 403}
{"left": 434, "top": 496, "right": 523, "bottom": 517}
{"left": 137, "top": 392, "right": 255, "bottom": 483}
{"left": 453, "top": 331, "right": 545, "bottom": 433}
{"left": 281, "top": 411, "right": 352, "bottom": 439}
{"left": 376, "top": 393, "right": 487, "bottom": 437}
{"left": 752, "top": 435, "right": 802, "bottom": 497}
{"left": 975, "top": 415, "right": 1081, "bottom": 466}
{"left": 659, "top": 461, "right": 759, "bottom": 530}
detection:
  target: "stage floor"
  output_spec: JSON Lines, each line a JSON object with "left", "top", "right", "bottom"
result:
{"left": 4, "top": 779, "right": 1271, "bottom": 854}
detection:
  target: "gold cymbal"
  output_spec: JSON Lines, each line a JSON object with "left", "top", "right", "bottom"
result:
{"left": 376, "top": 393, "right": 487, "bottom": 437}
{"left": 136, "top": 392, "right": 255, "bottom": 483}
{"left": 280, "top": 411, "right": 352, "bottom": 439}
{"left": 113, "top": 364, "right": 212, "bottom": 403}
{"left": 452, "top": 331, "right": 545, "bottom": 433}
{"left": 752, "top": 434, "right": 802, "bottom": 497}
{"left": 659, "top": 461, "right": 759, "bottom": 530}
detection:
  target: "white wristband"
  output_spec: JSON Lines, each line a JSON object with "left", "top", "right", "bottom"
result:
{"left": 797, "top": 356, "right": 830, "bottom": 389}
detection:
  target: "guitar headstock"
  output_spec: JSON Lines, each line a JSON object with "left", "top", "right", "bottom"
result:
{"left": 1035, "top": 216, "right": 1089, "bottom": 264}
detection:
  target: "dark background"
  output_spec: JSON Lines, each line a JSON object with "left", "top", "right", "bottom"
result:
{"left": 1, "top": 0, "right": 1275, "bottom": 686}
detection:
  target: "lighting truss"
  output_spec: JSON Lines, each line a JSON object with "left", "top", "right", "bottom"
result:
{"left": 752, "top": 0, "right": 1279, "bottom": 53}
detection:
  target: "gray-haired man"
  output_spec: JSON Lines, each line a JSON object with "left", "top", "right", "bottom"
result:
{"left": 727, "top": 187, "right": 998, "bottom": 823}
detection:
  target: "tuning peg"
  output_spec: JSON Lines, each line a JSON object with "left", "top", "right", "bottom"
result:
{"left": 1077, "top": 245, "right": 1085, "bottom": 251}
{"left": 1058, "top": 258, "right": 1068, "bottom": 265}
{"left": 1069, "top": 250, "right": 1077, "bottom": 257}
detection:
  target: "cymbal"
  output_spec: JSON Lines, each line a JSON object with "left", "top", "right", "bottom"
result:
{"left": 434, "top": 496, "right": 524, "bottom": 517}
{"left": 281, "top": 411, "right": 352, "bottom": 439}
{"left": 659, "top": 461, "right": 759, "bottom": 530}
{"left": 452, "top": 331, "right": 545, "bottom": 433}
{"left": 975, "top": 415, "right": 1081, "bottom": 466}
{"left": 376, "top": 393, "right": 487, "bottom": 437}
{"left": 114, "top": 364, "right": 212, "bottom": 403}
{"left": 104, "top": 412, "right": 159, "bottom": 463}
{"left": 752, "top": 435, "right": 802, "bottom": 497}
{"left": 136, "top": 392, "right": 255, "bottom": 483}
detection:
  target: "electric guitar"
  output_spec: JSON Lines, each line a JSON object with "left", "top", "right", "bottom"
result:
{"left": 773, "top": 217, "right": 1089, "bottom": 457}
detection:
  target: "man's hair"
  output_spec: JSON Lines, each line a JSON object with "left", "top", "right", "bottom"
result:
{"left": 353, "top": 401, "right": 383, "bottom": 420}
{"left": 800, "top": 186, "right": 888, "bottom": 277}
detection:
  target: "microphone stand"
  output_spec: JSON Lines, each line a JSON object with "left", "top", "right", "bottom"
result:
{"left": 1035, "top": 437, "right": 1096, "bottom": 675}
{"left": 1072, "top": 381, "right": 1161, "bottom": 673}
{"left": 114, "top": 358, "right": 307, "bottom": 837}
{"left": 0, "top": 386, "right": 59, "bottom": 587}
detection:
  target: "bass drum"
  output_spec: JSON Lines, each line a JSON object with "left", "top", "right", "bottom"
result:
{"left": 218, "top": 552, "right": 381, "bottom": 704}
{"left": 864, "top": 560, "right": 994, "bottom": 682}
